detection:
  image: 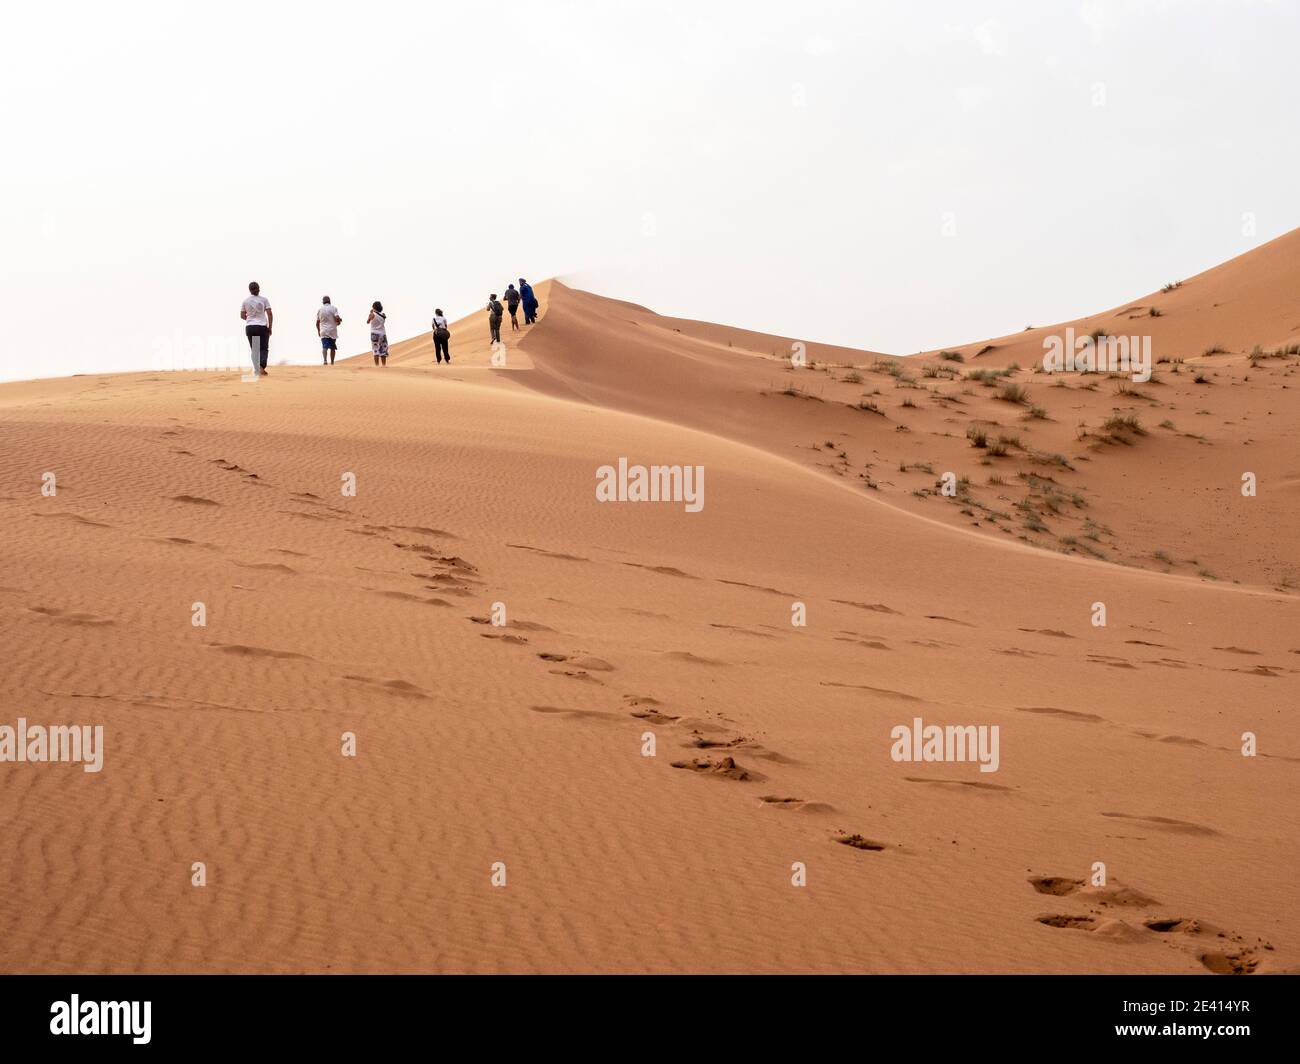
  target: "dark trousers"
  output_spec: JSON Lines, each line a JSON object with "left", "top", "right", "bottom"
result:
{"left": 434, "top": 335, "right": 450, "bottom": 362}
{"left": 246, "top": 325, "right": 270, "bottom": 370}
{"left": 489, "top": 317, "right": 502, "bottom": 343}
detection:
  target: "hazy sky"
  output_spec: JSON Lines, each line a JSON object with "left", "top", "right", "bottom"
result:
{"left": 2, "top": 0, "right": 1297, "bottom": 381}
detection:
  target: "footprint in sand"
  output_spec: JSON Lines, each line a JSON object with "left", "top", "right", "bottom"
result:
{"left": 624, "top": 695, "right": 681, "bottom": 725}
{"left": 1028, "top": 874, "right": 1271, "bottom": 972}
{"left": 481, "top": 632, "right": 529, "bottom": 645}
{"left": 670, "top": 755, "right": 761, "bottom": 782}
{"left": 169, "top": 495, "right": 220, "bottom": 506}
{"left": 832, "top": 832, "right": 889, "bottom": 852}
{"left": 758, "top": 796, "right": 835, "bottom": 815}
{"left": 548, "top": 669, "right": 606, "bottom": 685}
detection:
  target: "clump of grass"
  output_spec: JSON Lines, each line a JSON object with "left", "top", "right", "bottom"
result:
{"left": 939, "top": 350, "right": 965, "bottom": 362}
{"left": 1103, "top": 413, "right": 1146, "bottom": 436}
{"left": 967, "top": 425, "right": 988, "bottom": 448}
{"left": 1203, "top": 345, "right": 1226, "bottom": 356}
{"left": 1161, "top": 280, "right": 1183, "bottom": 293}
{"left": 1025, "top": 404, "right": 1048, "bottom": 420}
{"left": 900, "top": 397, "right": 917, "bottom": 409}
{"left": 997, "top": 434, "right": 1022, "bottom": 449}
{"left": 987, "top": 440, "right": 1008, "bottom": 457}
{"left": 998, "top": 382, "right": 1030, "bottom": 405}
{"left": 844, "top": 370, "right": 863, "bottom": 384}
{"left": 1193, "top": 372, "right": 1210, "bottom": 384}
{"left": 1153, "top": 549, "right": 1173, "bottom": 565}
{"left": 1149, "top": 307, "right": 1162, "bottom": 317}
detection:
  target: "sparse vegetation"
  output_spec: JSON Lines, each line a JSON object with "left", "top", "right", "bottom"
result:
{"left": 998, "top": 382, "right": 1030, "bottom": 405}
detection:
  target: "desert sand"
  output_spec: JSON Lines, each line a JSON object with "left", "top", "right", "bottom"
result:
{"left": 1, "top": 237, "right": 1297, "bottom": 974}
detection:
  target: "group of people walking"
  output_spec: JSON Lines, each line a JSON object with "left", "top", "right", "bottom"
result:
{"left": 485, "top": 281, "right": 540, "bottom": 343}
{"left": 239, "top": 279, "right": 540, "bottom": 376}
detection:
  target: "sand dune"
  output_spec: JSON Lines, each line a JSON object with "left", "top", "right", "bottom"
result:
{"left": 1, "top": 237, "right": 1297, "bottom": 974}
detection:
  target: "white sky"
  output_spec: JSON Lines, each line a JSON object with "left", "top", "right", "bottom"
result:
{"left": 1, "top": 0, "right": 1296, "bottom": 381}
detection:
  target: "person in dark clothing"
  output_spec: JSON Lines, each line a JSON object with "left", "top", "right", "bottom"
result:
{"left": 519, "top": 278, "right": 539, "bottom": 325}
{"left": 432, "top": 308, "right": 451, "bottom": 364}
{"left": 486, "top": 294, "right": 504, "bottom": 344}
{"left": 504, "top": 284, "right": 522, "bottom": 332}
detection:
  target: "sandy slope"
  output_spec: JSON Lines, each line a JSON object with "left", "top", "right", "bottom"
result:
{"left": 0, "top": 243, "right": 1297, "bottom": 974}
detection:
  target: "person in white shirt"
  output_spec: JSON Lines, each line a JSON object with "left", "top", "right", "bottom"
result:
{"left": 367, "top": 301, "right": 389, "bottom": 366}
{"left": 240, "top": 281, "right": 273, "bottom": 376}
{"left": 431, "top": 308, "right": 451, "bottom": 364}
{"left": 316, "top": 296, "right": 343, "bottom": 366}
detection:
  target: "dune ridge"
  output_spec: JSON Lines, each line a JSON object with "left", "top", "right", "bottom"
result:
{"left": 1, "top": 235, "right": 1297, "bottom": 974}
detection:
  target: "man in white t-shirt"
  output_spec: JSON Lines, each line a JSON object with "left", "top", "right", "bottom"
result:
{"left": 240, "top": 281, "right": 273, "bottom": 376}
{"left": 316, "top": 296, "right": 343, "bottom": 366}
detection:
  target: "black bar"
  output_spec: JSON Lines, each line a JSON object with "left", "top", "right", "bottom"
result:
{"left": 0, "top": 974, "right": 1291, "bottom": 1052}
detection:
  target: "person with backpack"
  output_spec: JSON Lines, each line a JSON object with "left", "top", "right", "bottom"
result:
{"left": 519, "top": 278, "right": 539, "bottom": 325}
{"left": 432, "top": 308, "right": 451, "bottom": 364}
{"left": 367, "top": 301, "right": 389, "bottom": 366}
{"left": 486, "top": 294, "right": 504, "bottom": 344}
{"left": 504, "top": 284, "right": 522, "bottom": 332}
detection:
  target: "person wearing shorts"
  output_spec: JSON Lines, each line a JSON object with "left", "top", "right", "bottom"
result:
{"left": 432, "top": 309, "right": 451, "bottom": 364}
{"left": 367, "top": 301, "right": 389, "bottom": 366}
{"left": 240, "top": 281, "right": 273, "bottom": 376}
{"left": 317, "top": 296, "right": 342, "bottom": 365}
